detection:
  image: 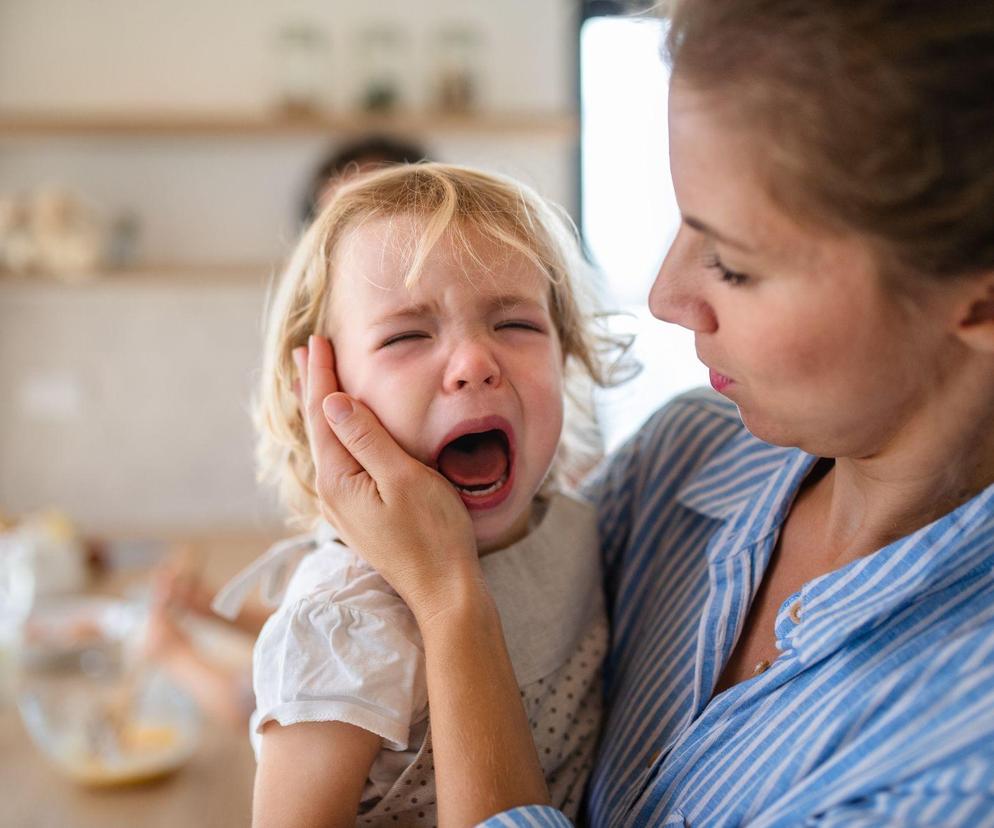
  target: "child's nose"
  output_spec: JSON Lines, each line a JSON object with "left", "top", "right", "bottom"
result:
{"left": 443, "top": 339, "right": 501, "bottom": 392}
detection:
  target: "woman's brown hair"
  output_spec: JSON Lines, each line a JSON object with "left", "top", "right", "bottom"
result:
{"left": 665, "top": 0, "right": 994, "bottom": 281}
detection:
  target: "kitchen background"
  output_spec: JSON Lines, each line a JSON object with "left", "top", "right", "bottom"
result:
{"left": 0, "top": 0, "right": 704, "bottom": 536}
{"left": 0, "top": 1, "right": 711, "bottom": 821}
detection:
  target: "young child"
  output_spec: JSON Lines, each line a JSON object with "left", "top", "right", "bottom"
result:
{"left": 213, "top": 163, "right": 626, "bottom": 826}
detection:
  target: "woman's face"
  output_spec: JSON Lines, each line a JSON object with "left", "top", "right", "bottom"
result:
{"left": 652, "top": 82, "right": 966, "bottom": 458}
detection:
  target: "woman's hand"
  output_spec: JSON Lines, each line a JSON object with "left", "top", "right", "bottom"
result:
{"left": 294, "top": 335, "right": 482, "bottom": 623}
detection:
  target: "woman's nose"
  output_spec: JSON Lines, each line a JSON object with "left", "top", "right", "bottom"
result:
{"left": 648, "top": 227, "right": 718, "bottom": 333}
{"left": 443, "top": 338, "right": 501, "bottom": 392}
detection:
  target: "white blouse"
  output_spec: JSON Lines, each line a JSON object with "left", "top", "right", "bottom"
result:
{"left": 214, "top": 492, "right": 606, "bottom": 819}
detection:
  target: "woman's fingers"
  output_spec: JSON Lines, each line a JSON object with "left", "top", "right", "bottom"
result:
{"left": 321, "top": 394, "right": 422, "bottom": 501}
{"left": 305, "top": 334, "right": 339, "bottom": 400}
{"left": 300, "top": 335, "right": 366, "bottom": 482}
{"left": 292, "top": 333, "right": 478, "bottom": 619}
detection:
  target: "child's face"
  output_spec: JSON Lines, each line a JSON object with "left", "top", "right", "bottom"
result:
{"left": 327, "top": 216, "right": 565, "bottom": 553}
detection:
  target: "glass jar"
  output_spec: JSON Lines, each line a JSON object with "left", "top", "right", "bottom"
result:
{"left": 356, "top": 25, "right": 408, "bottom": 113}
{"left": 273, "top": 22, "right": 331, "bottom": 116}
{"left": 432, "top": 25, "right": 484, "bottom": 113}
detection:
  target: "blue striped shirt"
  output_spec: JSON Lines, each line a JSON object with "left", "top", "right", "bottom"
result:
{"left": 483, "top": 389, "right": 994, "bottom": 827}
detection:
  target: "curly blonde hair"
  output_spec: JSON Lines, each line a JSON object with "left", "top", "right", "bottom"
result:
{"left": 256, "top": 162, "right": 632, "bottom": 527}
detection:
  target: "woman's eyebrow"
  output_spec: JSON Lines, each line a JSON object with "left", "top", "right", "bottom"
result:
{"left": 682, "top": 215, "right": 756, "bottom": 253}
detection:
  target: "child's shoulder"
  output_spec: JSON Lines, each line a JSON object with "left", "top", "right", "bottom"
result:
{"left": 278, "top": 532, "right": 410, "bottom": 619}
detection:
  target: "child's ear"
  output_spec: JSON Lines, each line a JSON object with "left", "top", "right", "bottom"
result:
{"left": 954, "top": 272, "right": 994, "bottom": 354}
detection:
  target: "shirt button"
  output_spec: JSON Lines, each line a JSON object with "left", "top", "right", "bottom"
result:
{"left": 789, "top": 601, "right": 803, "bottom": 624}
{"left": 646, "top": 749, "right": 661, "bottom": 768}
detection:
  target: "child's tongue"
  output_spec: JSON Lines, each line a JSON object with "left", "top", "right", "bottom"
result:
{"left": 437, "top": 432, "right": 508, "bottom": 488}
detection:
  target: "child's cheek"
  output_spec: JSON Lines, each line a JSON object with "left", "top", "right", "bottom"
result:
{"left": 349, "top": 367, "right": 430, "bottom": 462}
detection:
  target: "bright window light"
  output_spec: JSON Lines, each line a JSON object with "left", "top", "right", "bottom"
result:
{"left": 581, "top": 15, "right": 709, "bottom": 451}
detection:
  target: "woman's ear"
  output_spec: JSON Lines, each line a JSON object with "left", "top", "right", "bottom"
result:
{"left": 955, "top": 273, "right": 994, "bottom": 354}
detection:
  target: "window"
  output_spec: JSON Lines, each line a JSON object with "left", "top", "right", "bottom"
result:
{"left": 580, "top": 7, "right": 708, "bottom": 450}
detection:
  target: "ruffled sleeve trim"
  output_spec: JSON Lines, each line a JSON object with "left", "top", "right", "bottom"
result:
{"left": 253, "top": 698, "right": 414, "bottom": 752}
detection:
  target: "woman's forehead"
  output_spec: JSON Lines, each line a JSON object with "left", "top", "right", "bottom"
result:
{"left": 669, "top": 85, "right": 859, "bottom": 271}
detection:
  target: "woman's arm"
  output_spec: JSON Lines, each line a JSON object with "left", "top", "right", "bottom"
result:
{"left": 419, "top": 586, "right": 550, "bottom": 825}
{"left": 295, "top": 337, "right": 550, "bottom": 826}
{"left": 253, "top": 720, "right": 380, "bottom": 828}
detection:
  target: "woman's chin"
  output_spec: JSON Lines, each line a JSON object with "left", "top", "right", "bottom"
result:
{"left": 736, "top": 406, "right": 799, "bottom": 449}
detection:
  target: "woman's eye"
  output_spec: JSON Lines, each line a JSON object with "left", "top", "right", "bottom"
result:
{"left": 380, "top": 332, "right": 430, "bottom": 348}
{"left": 705, "top": 254, "right": 751, "bottom": 287}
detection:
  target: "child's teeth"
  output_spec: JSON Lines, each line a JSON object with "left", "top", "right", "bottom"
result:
{"left": 457, "top": 471, "right": 508, "bottom": 497}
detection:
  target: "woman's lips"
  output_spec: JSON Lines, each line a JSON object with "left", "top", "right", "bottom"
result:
{"left": 709, "top": 368, "right": 734, "bottom": 393}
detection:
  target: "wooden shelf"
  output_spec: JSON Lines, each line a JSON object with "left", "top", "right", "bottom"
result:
{"left": 0, "top": 110, "right": 578, "bottom": 140}
{"left": 0, "top": 263, "right": 273, "bottom": 287}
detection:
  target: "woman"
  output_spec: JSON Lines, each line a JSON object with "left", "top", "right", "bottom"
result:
{"left": 296, "top": 1, "right": 994, "bottom": 824}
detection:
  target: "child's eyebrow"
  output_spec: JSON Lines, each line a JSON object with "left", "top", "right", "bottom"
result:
{"left": 486, "top": 294, "right": 547, "bottom": 313}
{"left": 370, "top": 295, "right": 546, "bottom": 328}
{"left": 370, "top": 302, "right": 435, "bottom": 327}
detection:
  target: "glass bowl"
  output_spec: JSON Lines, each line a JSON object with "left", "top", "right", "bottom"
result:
{"left": 15, "top": 596, "right": 200, "bottom": 786}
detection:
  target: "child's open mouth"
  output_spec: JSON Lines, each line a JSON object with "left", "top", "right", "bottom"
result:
{"left": 434, "top": 420, "right": 515, "bottom": 510}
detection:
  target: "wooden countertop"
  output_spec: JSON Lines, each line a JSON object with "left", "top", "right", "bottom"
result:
{"left": 0, "top": 532, "right": 281, "bottom": 827}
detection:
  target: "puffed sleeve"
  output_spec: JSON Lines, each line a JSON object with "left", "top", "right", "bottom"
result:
{"left": 250, "top": 549, "right": 427, "bottom": 755}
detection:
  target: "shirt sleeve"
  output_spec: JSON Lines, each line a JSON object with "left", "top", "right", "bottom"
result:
{"left": 251, "top": 588, "right": 427, "bottom": 752}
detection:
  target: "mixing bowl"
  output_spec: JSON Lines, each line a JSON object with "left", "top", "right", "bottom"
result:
{"left": 15, "top": 596, "right": 200, "bottom": 786}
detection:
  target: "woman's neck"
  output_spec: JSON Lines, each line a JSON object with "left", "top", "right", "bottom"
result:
{"left": 803, "top": 369, "right": 994, "bottom": 569}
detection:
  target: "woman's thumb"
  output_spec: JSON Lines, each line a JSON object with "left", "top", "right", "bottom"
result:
{"left": 322, "top": 393, "right": 405, "bottom": 483}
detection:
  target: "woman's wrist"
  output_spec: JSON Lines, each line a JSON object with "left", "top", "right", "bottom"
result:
{"left": 411, "top": 564, "right": 496, "bottom": 638}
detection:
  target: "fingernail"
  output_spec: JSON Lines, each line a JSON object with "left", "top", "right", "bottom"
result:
{"left": 323, "top": 394, "right": 353, "bottom": 424}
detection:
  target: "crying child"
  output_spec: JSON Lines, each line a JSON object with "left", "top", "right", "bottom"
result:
{"left": 214, "top": 163, "right": 620, "bottom": 826}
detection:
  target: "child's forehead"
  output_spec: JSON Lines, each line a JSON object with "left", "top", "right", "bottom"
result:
{"left": 332, "top": 213, "right": 551, "bottom": 302}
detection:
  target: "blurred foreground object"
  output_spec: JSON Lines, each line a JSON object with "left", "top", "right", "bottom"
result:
{"left": 140, "top": 551, "right": 260, "bottom": 729}
{"left": 16, "top": 596, "right": 200, "bottom": 786}
{"left": 0, "top": 509, "right": 89, "bottom": 604}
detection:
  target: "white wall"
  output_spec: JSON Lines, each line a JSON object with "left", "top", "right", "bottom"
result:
{"left": 0, "top": 0, "right": 579, "bottom": 266}
{"left": 0, "top": 277, "right": 279, "bottom": 533}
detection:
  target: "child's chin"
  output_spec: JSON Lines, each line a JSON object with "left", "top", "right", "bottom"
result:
{"left": 472, "top": 506, "right": 531, "bottom": 555}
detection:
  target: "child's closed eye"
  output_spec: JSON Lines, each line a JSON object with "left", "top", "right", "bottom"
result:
{"left": 496, "top": 320, "right": 546, "bottom": 333}
{"left": 380, "top": 331, "right": 431, "bottom": 348}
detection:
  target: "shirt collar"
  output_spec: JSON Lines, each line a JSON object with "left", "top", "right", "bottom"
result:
{"left": 676, "top": 425, "right": 815, "bottom": 532}
{"left": 677, "top": 418, "right": 994, "bottom": 663}
{"left": 788, "top": 481, "right": 994, "bottom": 664}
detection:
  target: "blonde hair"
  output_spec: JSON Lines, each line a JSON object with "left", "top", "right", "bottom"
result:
{"left": 256, "top": 162, "right": 632, "bottom": 526}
